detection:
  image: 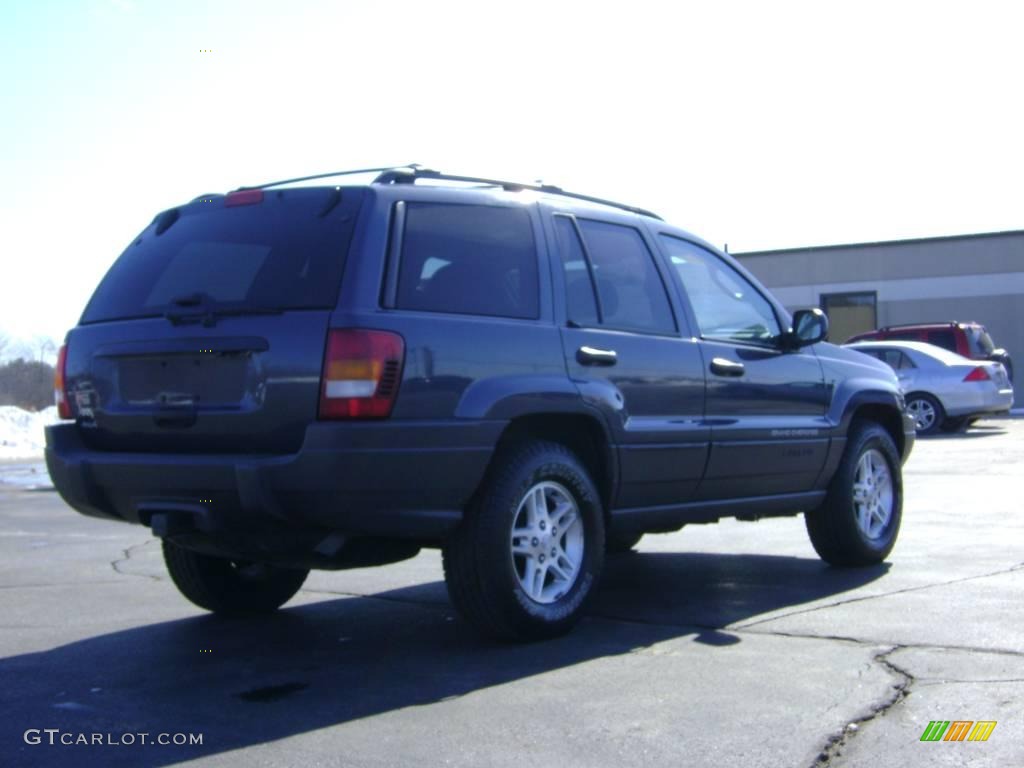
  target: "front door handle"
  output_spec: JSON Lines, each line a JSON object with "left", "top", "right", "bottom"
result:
{"left": 710, "top": 357, "right": 745, "bottom": 377}
{"left": 577, "top": 346, "right": 618, "bottom": 366}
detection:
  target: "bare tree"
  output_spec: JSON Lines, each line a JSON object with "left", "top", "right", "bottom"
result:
{"left": 0, "top": 332, "right": 8, "bottom": 361}
{"left": 30, "top": 335, "right": 58, "bottom": 365}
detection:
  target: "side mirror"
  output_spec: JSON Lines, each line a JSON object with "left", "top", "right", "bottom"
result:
{"left": 785, "top": 308, "right": 829, "bottom": 348}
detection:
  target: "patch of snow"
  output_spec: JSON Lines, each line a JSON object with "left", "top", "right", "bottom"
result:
{"left": 0, "top": 406, "right": 60, "bottom": 459}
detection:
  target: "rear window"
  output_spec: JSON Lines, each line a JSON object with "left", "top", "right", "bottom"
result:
{"left": 965, "top": 326, "right": 996, "bottom": 356}
{"left": 81, "top": 188, "right": 364, "bottom": 323}
{"left": 395, "top": 203, "right": 539, "bottom": 319}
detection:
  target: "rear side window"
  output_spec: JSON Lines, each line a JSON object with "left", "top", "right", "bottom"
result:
{"left": 395, "top": 203, "right": 539, "bottom": 319}
{"left": 574, "top": 219, "right": 676, "bottom": 334}
{"left": 82, "top": 188, "right": 364, "bottom": 323}
{"left": 926, "top": 329, "right": 957, "bottom": 351}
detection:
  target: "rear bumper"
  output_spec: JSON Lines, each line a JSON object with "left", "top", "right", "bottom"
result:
{"left": 45, "top": 420, "right": 504, "bottom": 540}
{"left": 943, "top": 387, "right": 1014, "bottom": 418}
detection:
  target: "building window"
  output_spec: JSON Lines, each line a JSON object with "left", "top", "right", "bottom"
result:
{"left": 820, "top": 292, "right": 877, "bottom": 343}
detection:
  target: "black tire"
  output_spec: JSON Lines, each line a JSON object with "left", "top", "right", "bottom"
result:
{"left": 607, "top": 532, "right": 643, "bottom": 554}
{"left": 805, "top": 421, "right": 903, "bottom": 566}
{"left": 162, "top": 540, "right": 308, "bottom": 616}
{"left": 905, "top": 392, "right": 944, "bottom": 436}
{"left": 442, "top": 440, "right": 605, "bottom": 642}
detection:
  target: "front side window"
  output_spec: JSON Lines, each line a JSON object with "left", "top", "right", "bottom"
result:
{"left": 574, "top": 220, "right": 676, "bottom": 334}
{"left": 659, "top": 236, "right": 780, "bottom": 345}
{"left": 395, "top": 203, "right": 539, "bottom": 319}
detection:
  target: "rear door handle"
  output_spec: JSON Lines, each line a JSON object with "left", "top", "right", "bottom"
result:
{"left": 577, "top": 346, "right": 618, "bottom": 366}
{"left": 710, "top": 357, "right": 745, "bottom": 377}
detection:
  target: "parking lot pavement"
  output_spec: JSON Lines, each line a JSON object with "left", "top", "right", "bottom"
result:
{"left": 1, "top": 420, "right": 1021, "bottom": 768}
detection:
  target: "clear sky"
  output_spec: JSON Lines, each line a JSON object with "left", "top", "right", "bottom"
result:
{"left": 2, "top": 0, "right": 1023, "bottom": 348}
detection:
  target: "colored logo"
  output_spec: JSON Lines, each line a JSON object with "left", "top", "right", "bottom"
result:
{"left": 920, "top": 720, "right": 996, "bottom": 742}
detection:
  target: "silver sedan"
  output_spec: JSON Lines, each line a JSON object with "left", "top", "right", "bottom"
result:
{"left": 847, "top": 341, "right": 1014, "bottom": 435}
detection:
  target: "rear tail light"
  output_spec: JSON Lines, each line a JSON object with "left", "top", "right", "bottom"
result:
{"left": 319, "top": 329, "right": 404, "bottom": 420}
{"left": 54, "top": 344, "right": 72, "bottom": 419}
{"left": 963, "top": 366, "right": 991, "bottom": 382}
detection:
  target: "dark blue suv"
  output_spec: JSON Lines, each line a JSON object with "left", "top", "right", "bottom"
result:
{"left": 46, "top": 166, "right": 915, "bottom": 641}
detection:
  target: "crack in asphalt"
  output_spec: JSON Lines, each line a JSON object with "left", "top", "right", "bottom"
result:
{"left": 729, "top": 629, "right": 1022, "bottom": 766}
{"left": 732, "top": 560, "right": 1024, "bottom": 631}
{"left": 299, "top": 583, "right": 1022, "bottom": 767}
{"left": 809, "top": 646, "right": 913, "bottom": 767}
{"left": 113, "top": 545, "right": 1020, "bottom": 767}
{"left": 109, "top": 539, "right": 161, "bottom": 581}
{"left": 739, "top": 627, "right": 1024, "bottom": 659}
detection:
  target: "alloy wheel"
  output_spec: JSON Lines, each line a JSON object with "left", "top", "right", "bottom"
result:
{"left": 509, "top": 481, "right": 584, "bottom": 604}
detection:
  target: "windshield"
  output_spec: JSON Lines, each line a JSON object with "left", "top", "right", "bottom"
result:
{"left": 81, "top": 187, "right": 364, "bottom": 323}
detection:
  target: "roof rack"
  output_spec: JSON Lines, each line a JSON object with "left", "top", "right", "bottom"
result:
{"left": 373, "top": 167, "right": 662, "bottom": 220}
{"left": 879, "top": 322, "right": 962, "bottom": 330}
{"left": 233, "top": 165, "right": 662, "bottom": 220}
{"left": 235, "top": 165, "right": 422, "bottom": 191}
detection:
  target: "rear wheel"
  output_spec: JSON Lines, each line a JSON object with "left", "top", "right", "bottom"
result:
{"left": 905, "top": 393, "right": 943, "bottom": 435}
{"left": 162, "top": 540, "right": 308, "bottom": 616}
{"left": 805, "top": 422, "right": 902, "bottom": 566}
{"left": 443, "top": 441, "right": 604, "bottom": 642}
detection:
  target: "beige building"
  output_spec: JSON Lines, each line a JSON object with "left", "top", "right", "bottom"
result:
{"left": 734, "top": 229, "right": 1024, "bottom": 371}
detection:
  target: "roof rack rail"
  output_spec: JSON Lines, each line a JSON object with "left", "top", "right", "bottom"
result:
{"left": 233, "top": 165, "right": 662, "bottom": 220}
{"left": 880, "top": 321, "right": 961, "bottom": 330}
{"left": 373, "top": 167, "right": 662, "bottom": 220}
{"left": 235, "top": 165, "right": 422, "bottom": 191}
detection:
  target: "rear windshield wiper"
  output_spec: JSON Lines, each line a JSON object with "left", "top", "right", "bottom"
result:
{"left": 164, "top": 293, "right": 282, "bottom": 326}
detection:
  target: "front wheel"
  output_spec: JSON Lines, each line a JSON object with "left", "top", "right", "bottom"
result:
{"left": 443, "top": 441, "right": 605, "bottom": 642}
{"left": 162, "top": 541, "right": 308, "bottom": 616}
{"left": 805, "top": 422, "right": 903, "bottom": 566}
